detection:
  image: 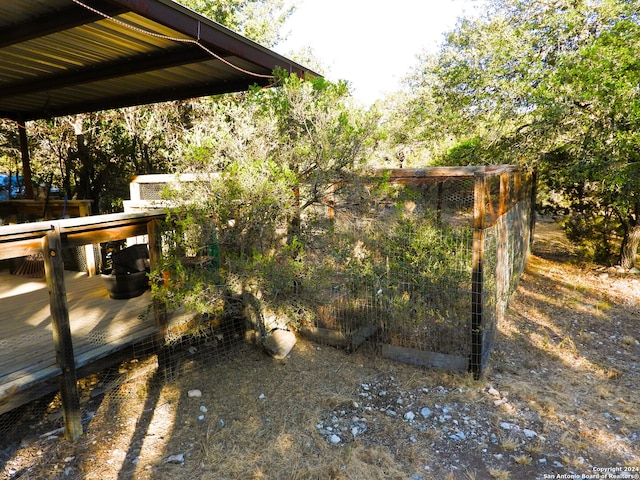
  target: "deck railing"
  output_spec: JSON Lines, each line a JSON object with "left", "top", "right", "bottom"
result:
{"left": 0, "top": 210, "right": 166, "bottom": 439}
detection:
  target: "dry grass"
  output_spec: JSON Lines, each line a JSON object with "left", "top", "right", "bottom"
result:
{"left": 1, "top": 217, "right": 639, "bottom": 480}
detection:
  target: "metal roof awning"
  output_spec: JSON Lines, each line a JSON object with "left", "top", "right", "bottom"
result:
{"left": 0, "top": 0, "right": 318, "bottom": 121}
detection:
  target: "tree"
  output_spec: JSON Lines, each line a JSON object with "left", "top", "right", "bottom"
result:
{"left": 156, "top": 72, "right": 377, "bottom": 320}
{"left": 18, "top": 0, "right": 296, "bottom": 213}
{"left": 177, "top": 0, "right": 294, "bottom": 47}
{"left": 541, "top": 18, "right": 640, "bottom": 267}
{"left": 400, "top": 0, "right": 640, "bottom": 267}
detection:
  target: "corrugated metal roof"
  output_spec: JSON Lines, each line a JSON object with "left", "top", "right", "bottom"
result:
{"left": 0, "top": 0, "right": 317, "bottom": 120}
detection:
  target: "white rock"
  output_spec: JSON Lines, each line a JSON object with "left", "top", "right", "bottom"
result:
{"left": 329, "top": 434, "right": 341, "bottom": 444}
{"left": 259, "top": 393, "right": 266, "bottom": 400}
{"left": 523, "top": 429, "right": 537, "bottom": 438}
{"left": 200, "top": 406, "right": 208, "bottom": 413}
{"left": 263, "top": 329, "right": 297, "bottom": 359}
{"left": 404, "top": 411, "right": 416, "bottom": 421}
{"left": 420, "top": 407, "right": 433, "bottom": 418}
{"left": 166, "top": 453, "right": 185, "bottom": 464}
{"left": 499, "top": 422, "right": 515, "bottom": 430}
{"left": 487, "top": 386, "right": 500, "bottom": 397}
{"left": 187, "top": 389, "right": 202, "bottom": 398}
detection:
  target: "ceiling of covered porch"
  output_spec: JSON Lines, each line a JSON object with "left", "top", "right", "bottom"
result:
{"left": 0, "top": 0, "right": 317, "bottom": 121}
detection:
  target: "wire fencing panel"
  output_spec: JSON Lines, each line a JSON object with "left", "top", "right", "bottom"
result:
{"left": 299, "top": 167, "right": 534, "bottom": 378}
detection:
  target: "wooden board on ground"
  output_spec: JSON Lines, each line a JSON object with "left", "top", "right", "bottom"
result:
{"left": 381, "top": 344, "right": 468, "bottom": 372}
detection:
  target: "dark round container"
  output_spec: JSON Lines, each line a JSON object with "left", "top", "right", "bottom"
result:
{"left": 101, "top": 270, "right": 149, "bottom": 299}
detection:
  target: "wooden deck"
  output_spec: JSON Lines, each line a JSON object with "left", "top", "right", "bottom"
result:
{"left": 0, "top": 269, "right": 158, "bottom": 415}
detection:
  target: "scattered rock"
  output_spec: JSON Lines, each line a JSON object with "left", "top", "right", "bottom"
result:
{"left": 487, "top": 386, "right": 500, "bottom": 397}
{"left": 262, "top": 329, "right": 297, "bottom": 359}
{"left": 187, "top": 389, "right": 202, "bottom": 398}
{"left": 329, "top": 434, "right": 341, "bottom": 444}
{"left": 166, "top": 453, "right": 185, "bottom": 465}
{"left": 420, "top": 407, "right": 433, "bottom": 418}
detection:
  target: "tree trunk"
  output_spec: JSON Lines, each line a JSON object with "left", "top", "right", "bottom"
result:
{"left": 619, "top": 223, "right": 640, "bottom": 269}
{"left": 17, "top": 119, "right": 35, "bottom": 199}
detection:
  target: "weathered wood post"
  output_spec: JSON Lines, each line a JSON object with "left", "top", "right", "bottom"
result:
{"left": 42, "top": 223, "right": 83, "bottom": 440}
{"left": 529, "top": 169, "right": 537, "bottom": 250}
{"left": 147, "top": 218, "right": 167, "bottom": 331}
{"left": 470, "top": 170, "right": 486, "bottom": 379}
{"left": 147, "top": 218, "right": 170, "bottom": 376}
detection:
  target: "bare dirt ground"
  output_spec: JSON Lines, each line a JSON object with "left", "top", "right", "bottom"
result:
{"left": 1, "top": 217, "right": 639, "bottom": 480}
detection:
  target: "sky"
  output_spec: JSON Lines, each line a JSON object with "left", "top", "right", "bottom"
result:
{"left": 275, "top": 0, "right": 485, "bottom": 105}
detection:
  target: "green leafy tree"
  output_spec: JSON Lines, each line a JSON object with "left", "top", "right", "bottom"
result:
{"left": 399, "top": 0, "right": 640, "bottom": 267}
{"left": 177, "top": 0, "right": 294, "bottom": 47}
{"left": 156, "top": 72, "right": 377, "bottom": 322}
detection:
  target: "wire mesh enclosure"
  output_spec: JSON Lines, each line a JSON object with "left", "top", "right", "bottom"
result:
{"left": 298, "top": 166, "right": 535, "bottom": 378}
{"left": 0, "top": 166, "right": 533, "bottom": 446}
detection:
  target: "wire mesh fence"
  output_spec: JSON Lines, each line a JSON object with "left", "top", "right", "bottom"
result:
{"left": 298, "top": 166, "right": 534, "bottom": 378}
{"left": 0, "top": 166, "right": 533, "bottom": 447}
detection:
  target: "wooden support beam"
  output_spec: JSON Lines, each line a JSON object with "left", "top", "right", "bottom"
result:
{"left": 63, "top": 222, "right": 149, "bottom": 248}
{"left": 147, "top": 218, "right": 170, "bottom": 377}
{"left": 0, "top": 237, "right": 44, "bottom": 260}
{"left": 529, "top": 170, "right": 537, "bottom": 249}
{"left": 470, "top": 173, "right": 486, "bottom": 379}
{"left": 499, "top": 172, "right": 510, "bottom": 217}
{"left": 42, "top": 225, "right": 82, "bottom": 440}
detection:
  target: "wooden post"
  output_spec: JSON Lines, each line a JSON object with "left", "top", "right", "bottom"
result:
{"left": 42, "top": 223, "right": 83, "bottom": 440}
{"left": 498, "top": 172, "right": 509, "bottom": 217}
{"left": 470, "top": 172, "right": 486, "bottom": 379}
{"left": 147, "top": 219, "right": 169, "bottom": 376}
{"left": 436, "top": 182, "right": 444, "bottom": 224}
{"left": 147, "top": 219, "right": 166, "bottom": 329}
{"left": 529, "top": 169, "right": 537, "bottom": 250}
